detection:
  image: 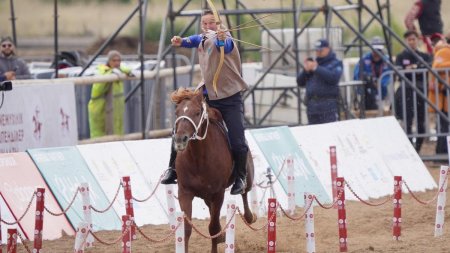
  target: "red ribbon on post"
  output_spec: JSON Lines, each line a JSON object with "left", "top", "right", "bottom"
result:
{"left": 34, "top": 188, "right": 45, "bottom": 253}
{"left": 393, "top": 176, "right": 402, "bottom": 240}
{"left": 122, "top": 176, "right": 136, "bottom": 240}
{"left": 336, "top": 177, "right": 347, "bottom": 252}
{"left": 267, "top": 198, "right": 277, "bottom": 253}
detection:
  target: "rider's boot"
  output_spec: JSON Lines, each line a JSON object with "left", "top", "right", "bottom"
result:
{"left": 230, "top": 150, "right": 248, "bottom": 195}
{"left": 161, "top": 144, "right": 178, "bottom": 184}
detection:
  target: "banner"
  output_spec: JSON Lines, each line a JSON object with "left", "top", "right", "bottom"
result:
{"left": 77, "top": 142, "right": 168, "bottom": 226}
{"left": 0, "top": 152, "right": 74, "bottom": 240}
{"left": 28, "top": 146, "right": 122, "bottom": 231}
{"left": 0, "top": 83, "right": 78, "bottom": 153}
{"left": 250, "top": 126, "right": 331, "bottom": 205}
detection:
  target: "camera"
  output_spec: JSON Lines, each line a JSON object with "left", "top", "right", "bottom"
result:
{"left": 0, "top": 81, "right": 12, "bottom": 91}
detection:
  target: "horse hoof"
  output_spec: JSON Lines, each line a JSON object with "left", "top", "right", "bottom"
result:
{"left": 251, "top": 212, "right": 258, "bottom": 223}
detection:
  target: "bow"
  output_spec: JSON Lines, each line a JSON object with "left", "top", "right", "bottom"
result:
{"left": 206, "top": 0, "right": 224, "bottom": 97}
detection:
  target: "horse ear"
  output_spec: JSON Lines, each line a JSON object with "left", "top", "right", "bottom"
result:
{"left": 195, "top": 90, "right": 203, "bottom": 104}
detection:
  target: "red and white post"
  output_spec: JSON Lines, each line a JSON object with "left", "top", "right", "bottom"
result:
{"left": 7, "top": 229, "right": 17, "bottom": 253}
{"left": 175, "top": 212, "right": 185, "bottom": 253}
{"left": 122, "top": 176, "right": 136, "bottom": 240}
{"left": 267, "top": 198, "right": 277, "bottom": 253}
{"left": 336, "top": 177, "right": 347, "bottom": 252}
{"left": 287, "top": 155, "right": 296, "bottom": 215}
{"left": 166, "top": 185, "right": 177, "bottom": 230}
{"left": 435, "top": 166, "right": 448, "bottom": 237}
{"left": 330, "top": 146, "right": 338, "bottom": 208}
{"left": 34, "top": 188, "right": 45, "bottom": 253}
{"left": 250, "top": 182, "right": 259, "bottom": 217}
{"left": 225, "top": 200, "right": 236, "bottom": 253}
{"left": 304, "top": 193, "right": 315, "bottom": 253}
{"left": 73, "top": 222, "right": 90, "bottom": 253}
{"left": 122, "top": 215, "right": 132, "bottom": 253}
{"left": 80, "top": 183, "right": 94, "bottom": 247}
{"left": 393, "top": 176, "right": 402, "bottom": 240}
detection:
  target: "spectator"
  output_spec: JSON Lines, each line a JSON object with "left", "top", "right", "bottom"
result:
{"left": 162, "top": 9, "right": 250, "bottom": 195}
{"left": 296, "top": 38, "right": 343, "bottom": 124}
{"left": 0, "top": 36, "right": 31, "bottom": 80}
{"left": 405, "top": 0, "right": 443, "bottom": 54}
{"left": 353, "top": 36, "right": 391, "bottom": 110}
{"left": 87, "top": 50, "right": 132, "bottom": 138}
{"left": 394, "top": 30, "right": 432, "bottom": 152}
{"left": 429, "top": 39, "right": 450, "bottom": 154}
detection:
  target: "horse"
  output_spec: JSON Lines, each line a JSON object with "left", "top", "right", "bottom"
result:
{"left": 171, "top": 87, "right": 256, "bottom": 253}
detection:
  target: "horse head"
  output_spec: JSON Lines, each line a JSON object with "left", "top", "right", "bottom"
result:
{"left": 171, "top": 87, "right": 209, "bottom": 151}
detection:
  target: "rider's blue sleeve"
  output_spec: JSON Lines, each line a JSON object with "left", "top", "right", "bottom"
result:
{"left": 181, "top": 35, "right": 202, "bottom": 48}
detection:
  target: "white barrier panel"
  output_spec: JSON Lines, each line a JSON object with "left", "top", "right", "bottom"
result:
{"left": 77, "top": 142, "right": 166, "bottom": 226}
{"left": 0, "top": 82, "right": 78, "bottom": 153}
{"left": 290, "top": 117, "right": 436, "bottom": 200}
{"left": 361, "top": 117, "right": 437, "bottom": 192}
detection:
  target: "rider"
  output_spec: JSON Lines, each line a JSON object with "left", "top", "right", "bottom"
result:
{"left": 161, "top": 9, "right": 249, "bottom": 195}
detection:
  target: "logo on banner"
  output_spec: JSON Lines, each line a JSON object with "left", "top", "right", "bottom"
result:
{"left": 32, "top": 106, "right": 42, "bottom": 140}
{"left": 60, "top": 108, "right": 70, "bottom": 135}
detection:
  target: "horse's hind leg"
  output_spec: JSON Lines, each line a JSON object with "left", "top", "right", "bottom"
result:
{"left": 241, "top": 192, "right": 257, "bottom": 224}
{"left": 209, "top": 192, "right": 225, "bottom": 253}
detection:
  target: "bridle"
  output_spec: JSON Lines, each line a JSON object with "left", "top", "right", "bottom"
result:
{"left": 173, "top": 101, "right": 210, "bottom": 140}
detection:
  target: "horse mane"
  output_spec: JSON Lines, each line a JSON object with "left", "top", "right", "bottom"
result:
{"left": 170, "top": 87, "right": 199, "bottom": 104}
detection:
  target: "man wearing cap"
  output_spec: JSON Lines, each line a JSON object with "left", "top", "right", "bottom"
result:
{"left": 405, "top": 0, "right": 443, "bottom": 54}
{"left": 0, "top": 36, "right": 31, "bottom": 80}
{"left": 353, "top": 36, "right": 391, "bottom": 110}
{"left": 297, "top": 38, "right": 343, "bottom": 125}
{"left": 394, "top": 30, "right": 432, "bottom": 152}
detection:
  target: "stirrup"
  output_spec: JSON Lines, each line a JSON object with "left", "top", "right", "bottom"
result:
{"left": 230, "top": 178, "right": 246, "bottom": 195}
{"left": 161, "top": 169, "right": 177, "bottom": 184}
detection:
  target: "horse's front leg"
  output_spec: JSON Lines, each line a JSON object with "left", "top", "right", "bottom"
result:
{"left": 241, "top": 192, "right": 257, "bottom": 224}
{"left": 209, "top": 191, "right": 225, "bottom": 253}
{"left": 178, "top": 190, "right": 194, "bottom": 253}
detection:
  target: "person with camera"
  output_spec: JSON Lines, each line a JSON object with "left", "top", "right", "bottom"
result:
{"left": 353, "top": 36, "right": 392, "bottom": 110}
{"left": 0, "top": 36, "right": 31, "bottom": 80}
{"left": 296, "top": 38, "right": 343, "bottom": 125}
{"left": 394, "top": 30, "right": 432, "bottom": 152}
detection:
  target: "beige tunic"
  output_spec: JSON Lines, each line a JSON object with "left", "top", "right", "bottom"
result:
{"left": 196, "top": 32, "right": 248, "bottom": 100}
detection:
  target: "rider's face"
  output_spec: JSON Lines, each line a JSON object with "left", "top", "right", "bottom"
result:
{"left": 201, "top": 14, "right": 218, "bottom": 32}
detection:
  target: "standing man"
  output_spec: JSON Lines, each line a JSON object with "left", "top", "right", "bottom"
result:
{"left": 405, "top": 0, "right": 443, "bottom": 54}
{"left": 161, "top": 9, "right": 249, "bottom": 195}
{"left": 0, "top": 36, "right": 31, "bottom": 80}
{"left": 296, "top": 39, "right": 343, "bottom": 125}
{"left": 394, "top": 30, "right": 432, "bottom": 152}
{"left": 353, "top": 36, "right": 391, "bottom": 110}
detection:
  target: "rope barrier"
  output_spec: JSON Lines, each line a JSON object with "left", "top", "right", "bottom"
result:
{"left": 44, "top": 187, "right": 80, "bottom": 216}
{"left": 237, "top": 205, "right": 277, "bottom": 231}
{"left": 134, "top": 221, "right": 181, "bottom": 243}
{"left": 278, "top": 198, "right": 313, "bottom": 221}
{"left": 402, "top": 169, "right": 449, "bottom": 205}
{"left": 344, "top": 180, "right": 393, "bottom": 206}
{"left": 16, "top": 230, "right": 32, "bottom": 253}
{"left": 314, "top": 189, "right": 343, "bottom": 209}
{"left": 1, "top": 192, "right": 36, "bottom": 225}
{"left": 132, "top": 176, "right": 163, "bottom": 203}
{"left": 183, "top": 208, "right": 237, "bottom": 239}
{"left": 89, "top": 227, "right": 129, "bottom": 246}
{"left": 91, "top": 182, "right": 122, "bottom": 213}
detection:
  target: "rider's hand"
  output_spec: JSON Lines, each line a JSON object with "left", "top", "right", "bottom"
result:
{"left": 216, "top": 29, "right": 226, "bottom": 41}
{"left": 171, "top": 36, "right": 182, "bottom": 47}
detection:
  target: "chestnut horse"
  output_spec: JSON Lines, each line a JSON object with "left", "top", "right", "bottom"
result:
{"left": 171, "top": 88, "right": 256, "bottom": 253}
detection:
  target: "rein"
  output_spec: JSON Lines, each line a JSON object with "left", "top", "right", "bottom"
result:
{"left": 174, "top": 101, "right": 210, "bottom": 140}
